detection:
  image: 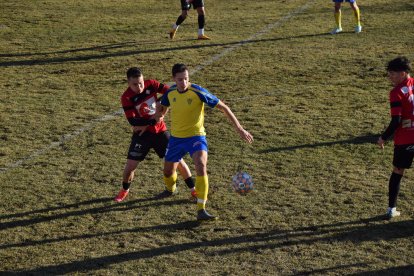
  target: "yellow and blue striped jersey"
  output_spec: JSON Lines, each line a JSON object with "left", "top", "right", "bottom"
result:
{"left": 160, "top": 83, "right": 220, "bottom": 138}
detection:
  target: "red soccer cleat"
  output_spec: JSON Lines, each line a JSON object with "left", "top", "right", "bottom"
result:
{"left": 114, "top": 189, "right": 129, "bottom": 202}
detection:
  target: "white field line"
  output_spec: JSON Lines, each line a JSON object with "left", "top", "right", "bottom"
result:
{"left": 0, "top": 1, "right": 314, "bottom": 174}
{"left": 0, "top": 109, "right": 124, "bottom": 173}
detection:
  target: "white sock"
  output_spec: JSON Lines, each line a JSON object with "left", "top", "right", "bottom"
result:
{"left": 387, "top": 207, "right": 396, "bottom": 212}
{"left": 198, "top": 28, "right": 204, "bottom": 36}
{"left": 173, "top": 24, "right": 179, "bottom": 30}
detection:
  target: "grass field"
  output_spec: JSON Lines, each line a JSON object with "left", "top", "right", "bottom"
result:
{"left": 1, "top": 0, "right": 414, "bottom": 274}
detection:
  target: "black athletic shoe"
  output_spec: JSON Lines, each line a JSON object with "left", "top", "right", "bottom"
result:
{"left": 197, "top": 209, "right": 218, "bottom": 221}
{"left": 156, "top": 189, "right": 177, "bottom": 199}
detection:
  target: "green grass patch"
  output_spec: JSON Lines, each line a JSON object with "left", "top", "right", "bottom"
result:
{"left": 1, "top": 0, "right": 414, "bottom": 274}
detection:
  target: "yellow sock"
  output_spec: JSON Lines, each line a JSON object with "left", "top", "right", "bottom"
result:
{"left": 195, "top": 175, "right": 208, "bottom": 210}
{"left": 163, "top": 172, "right": 177, "bottom": 192}
{"left": 353, "top": 7, "right": 361, "bottom": 26}
{"left": 334, "top": 11, "right": 341, "bottom": 28}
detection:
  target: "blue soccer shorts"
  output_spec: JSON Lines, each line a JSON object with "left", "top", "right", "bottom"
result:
{"left": 333, "top": 0, "right": 356, "bottom": 2}
{"left": 165, "top": 135, "right": 208, "bottom": 162}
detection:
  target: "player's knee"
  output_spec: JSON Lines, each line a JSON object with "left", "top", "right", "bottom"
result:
{"left": 163, "top": 169, "right": 174, "bottom": 177}
{"left": 194, "top": 163, "right": 207, "bottom": 175}
{"left": 393, "top": 167, "right": 405, "bottom": 175}
{"left": 197, "top": 7, "right": 205, "bottom": 15}
{"left": 125, "top": 161, "right": 138, "bottom": 171}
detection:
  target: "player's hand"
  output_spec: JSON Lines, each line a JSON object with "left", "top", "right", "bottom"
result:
{"left": 154, "top": 112, "right": 164, "bottom": 123}
{"left": 377, "top": 137, "right": 385, "bottom": 149}
{"left": 238, "top": 128, "right": 253, "bottom": 144}
{"left": 132, "top": 125, "right": 148, "bottom": 136}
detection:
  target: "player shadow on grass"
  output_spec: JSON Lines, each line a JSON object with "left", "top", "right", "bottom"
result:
{"left": 294, "top": 264, "right": 414, "bottom": 276}
{"left": 0, "top": 219, "right": 201, "bottom": 250}
{"left": 0, "top": 197, "right": 113, "bottom": 220}
{"left": 259, "top": 134, "right": 378, "bottom": 154}
{"left": 6, "top": 216, "right": 413, "bottom": 275}
{"left": 349, "top": 265, "right": 414, "bottom": 276}
{"left": 0, "top": 33, "right": 330, "bottom": 67}
{"left": 0, "top": 196, "right": 190, "bottom": 231}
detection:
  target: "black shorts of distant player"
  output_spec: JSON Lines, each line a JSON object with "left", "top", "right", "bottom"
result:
{"left": 127, "top": 131, "right": 170, "bottom": 161}
{"left": 181, "top": 0, "right": 204, "bottom": 10}
{"left": 393, "top": 144, "right": 414, "bottom": 169}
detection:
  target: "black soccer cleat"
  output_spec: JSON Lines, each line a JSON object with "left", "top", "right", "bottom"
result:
{"left": 156, "top": 189, "right": 177, "bottom": 199}
{"left": 197, "top": 209, "right": 218, "bottom": 221}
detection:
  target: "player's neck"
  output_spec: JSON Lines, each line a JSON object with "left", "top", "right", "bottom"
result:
{"left": 395, "top": 74, "right": 410, "bottom": 87}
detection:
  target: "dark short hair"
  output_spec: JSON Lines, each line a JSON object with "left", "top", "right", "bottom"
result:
{"left": 387, "top": 57, "right": 411, "bottom": 73}
{"left": 126, "top": 67, "right": 143, "bottom": 79}
{"left": 172, "top": 63, "right": 188, "bottom": 76}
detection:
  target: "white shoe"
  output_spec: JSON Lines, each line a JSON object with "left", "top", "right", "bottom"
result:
{"left": 331, "top": 27, "right": 343, "bottom": 35}
{"left": 386, "top": 207, "right": 400, "bottom": 219}
{"left": 355, "top": 25, "right": 362, "bottom": 33}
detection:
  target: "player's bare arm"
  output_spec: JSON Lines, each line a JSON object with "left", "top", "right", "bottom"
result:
{"left": 216, "top": 101, "right": 253, "bottom": 144}
{"left": 156, "top": 105, "right": 169, "bottom": 122}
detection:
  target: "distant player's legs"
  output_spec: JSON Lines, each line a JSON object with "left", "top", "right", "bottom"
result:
{"left": 196, "top": 7, "right": 210, "bottom": 40}
{"left": 170, "top": 8, "right": 189, "bottom": 39}
{"left": 331, "top": 2, "right": 342, "bottom": 34}
{"left": 350, "top": 2, "right": 362, "bottom": 33}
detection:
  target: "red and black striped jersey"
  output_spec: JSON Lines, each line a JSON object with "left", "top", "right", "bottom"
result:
{"left": 389, "top": 77, "right": 414, "bottom": 145}
{"left": 121, "top": 79, "right": 169, "bottom": 133}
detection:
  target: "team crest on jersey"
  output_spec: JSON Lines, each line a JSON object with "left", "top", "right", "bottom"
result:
{"left": 136, "top": 97, "right": 156, "bottom": 117}
{"left": 187, "top": 99, "right": 193, "bottom": 105}
{"left": 401, "top": 86, "right": 410, "bottom": 94}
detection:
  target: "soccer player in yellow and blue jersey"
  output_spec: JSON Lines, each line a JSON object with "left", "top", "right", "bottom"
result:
{"left": 331, "top": 0, "right": 362, "bottom": 34}
{"left": 159, "top": 63, "right": 254, "bottom": 221}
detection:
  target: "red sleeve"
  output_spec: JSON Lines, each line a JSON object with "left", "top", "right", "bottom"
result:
{"left": 148, "top": 79, "right": 170, "bottom": 95}
{"left": 121, "top": 91, "right": 139, "bottom": 121}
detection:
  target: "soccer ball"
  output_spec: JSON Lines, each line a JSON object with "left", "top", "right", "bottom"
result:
{"left": 231, "top": 172, "right": 253, "bottom": 195}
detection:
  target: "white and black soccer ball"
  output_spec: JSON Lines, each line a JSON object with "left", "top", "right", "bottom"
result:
{"left": 231, "top": 172, "right": 253, "bottom": 195}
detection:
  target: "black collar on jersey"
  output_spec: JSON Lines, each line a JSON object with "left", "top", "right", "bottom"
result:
{"left": 177, "top": 88, "right": 189, "bottom": 94}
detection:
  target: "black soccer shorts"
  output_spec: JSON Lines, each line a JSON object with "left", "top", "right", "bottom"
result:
{"left": 181, "top": 0, "right": 204, "bottom": 10}
{"left": 127, "top": 131, "right": 170, "bottom": 161}
{"left": 393, "top": 144, "right": 414, "bottom": 169}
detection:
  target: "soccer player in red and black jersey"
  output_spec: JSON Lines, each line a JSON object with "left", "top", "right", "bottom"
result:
{"left": 114, "top": 67, "right": 196, "bottom": 202}
{"left": 377, "top": 57, "right": 414, "bottom": 219}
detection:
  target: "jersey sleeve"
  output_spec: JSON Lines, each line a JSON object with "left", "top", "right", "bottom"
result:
{"left": 389, "top": 90, "right": 403, "bottom": 116}
{"left": 148, "top": 79, "right": 170, "bottom": 95}
{"left": 121, "top": 93, "right": 138, "bottom": 122}
{"left": 160, "top": 90, "right": 171, "bottom": 107}
{"left": 191, "top": 84, "right": 220, "bottom": 108}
